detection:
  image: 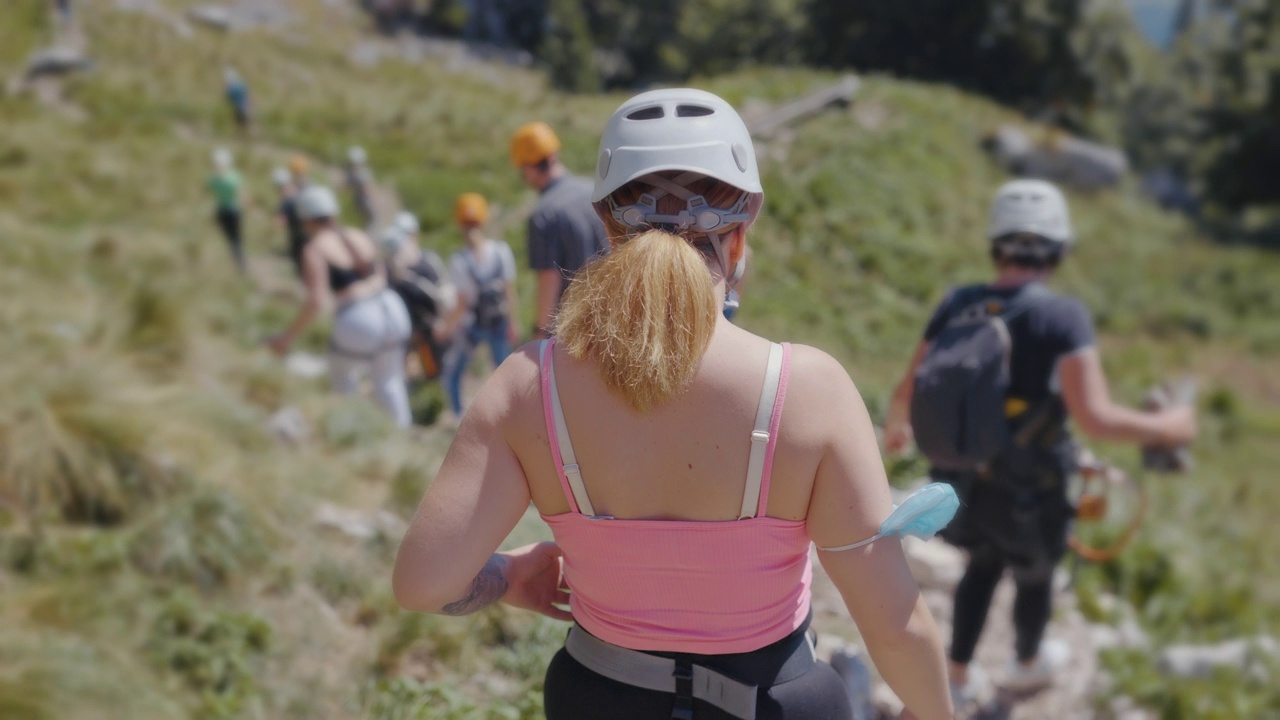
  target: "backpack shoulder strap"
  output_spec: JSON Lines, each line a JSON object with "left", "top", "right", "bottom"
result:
{"left": 996, "top": 282, "right": 1053, "bottom": 323}
{"left": 936, "top": 284, "right": 988, "bottom": 328}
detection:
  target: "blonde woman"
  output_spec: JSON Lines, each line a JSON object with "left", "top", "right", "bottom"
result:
{"left": 393, "top": 90, "right": 952, "bottom": 719}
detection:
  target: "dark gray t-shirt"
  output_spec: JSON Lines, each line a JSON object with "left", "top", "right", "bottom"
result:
{"left": 527, "top": 174, "right": 609, "bottom": 297}
{"left": 924, "top": 283, "right": 1095, "bottom": 408}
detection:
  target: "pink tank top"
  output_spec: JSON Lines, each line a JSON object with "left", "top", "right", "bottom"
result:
{"left": 538, "top": 340, "right": 813, "bottom": 654}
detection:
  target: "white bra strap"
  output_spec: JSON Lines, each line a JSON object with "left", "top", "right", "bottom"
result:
{"left": 740, "top": 343, "right": 784, "bottom": 519}
{"left": 545, "top": 340, "right": 595, "bottom": 516}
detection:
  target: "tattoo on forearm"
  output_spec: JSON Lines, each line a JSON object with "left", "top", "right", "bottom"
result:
{"left": 441, "top": 555, "right": 509, "bottom": 616}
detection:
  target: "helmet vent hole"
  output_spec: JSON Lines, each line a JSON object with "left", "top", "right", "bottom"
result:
{"left": 676, "top": 105, "right": 714, "bottom": 118}
{"left": 626, "top": 106, "right": 665, "bottom": 121}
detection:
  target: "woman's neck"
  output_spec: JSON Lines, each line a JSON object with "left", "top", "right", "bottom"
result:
{"left": 465, "top": 227, "right": 487, "bottom": 251}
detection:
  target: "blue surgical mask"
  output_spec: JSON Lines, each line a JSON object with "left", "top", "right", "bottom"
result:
{"left": 818, "top": 483, "right": 959, "bottom": 552}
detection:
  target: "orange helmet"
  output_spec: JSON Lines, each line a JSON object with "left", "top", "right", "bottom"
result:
{"left": 288, "top": 154, "right": 310, "bottom": 176}
{"left": 510, "top": 121, "right": 561, "bottom": 166}
{"left": 454, "top": 192, "right": 489, "bottom": 226}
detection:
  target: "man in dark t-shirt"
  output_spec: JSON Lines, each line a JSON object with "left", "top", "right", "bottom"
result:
{"left": 884, "top": 180, "right": 1196, "bottom": 701}
{"left": 510, "top": 122, "right": 609, "bottom": 339}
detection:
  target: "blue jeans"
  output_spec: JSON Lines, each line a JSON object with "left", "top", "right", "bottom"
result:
{"left": 445, "top": 321, "right": 511, "bottom": 416}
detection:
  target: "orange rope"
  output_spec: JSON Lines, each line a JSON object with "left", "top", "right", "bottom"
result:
{"left": 1067, "top": 466, "right": 1148, "bottom": 563}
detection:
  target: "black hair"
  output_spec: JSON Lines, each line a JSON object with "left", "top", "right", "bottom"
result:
{"left": 534, "top": 157, "right": 553, "bottom": 174}
{"left": 989, "top": 233, "right": 1064, "bottom": 270}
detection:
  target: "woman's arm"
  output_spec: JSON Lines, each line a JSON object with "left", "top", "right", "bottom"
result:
{"left": 797, "top": 348, "right": 953, "bottom": 720}
{"left": 392, "top": 355, "right": 569, "bottom": 620}
{"left": 269, "top": 241, "right": 330, "bottom": 355}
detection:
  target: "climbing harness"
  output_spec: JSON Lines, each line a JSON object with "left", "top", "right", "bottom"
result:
{"left": 563, "top": 624, "right": 817, "bottom": 720}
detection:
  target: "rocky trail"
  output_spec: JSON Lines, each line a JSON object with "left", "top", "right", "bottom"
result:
{"left": 805, "top": 483, "right": 1155, "bottom": 720}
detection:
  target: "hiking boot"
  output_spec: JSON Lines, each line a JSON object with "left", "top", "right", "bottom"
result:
{"left": 1001, "top": 638, "right": 1070, "bottom": 691}
{"left": 950, "top": 664, "right": 991, "bottom": 708}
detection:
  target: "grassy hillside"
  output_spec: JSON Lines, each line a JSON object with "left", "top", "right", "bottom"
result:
{"left": 0, "top": 1, "right": 1277, "bottom": 718}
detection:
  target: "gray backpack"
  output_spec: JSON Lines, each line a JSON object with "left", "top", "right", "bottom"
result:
{"left": 910, "top": 284, "right": 1050, "bottom": 471}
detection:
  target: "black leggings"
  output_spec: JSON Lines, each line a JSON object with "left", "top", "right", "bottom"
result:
{"left": 215, "top": 207, "right": 245, "bottom": 272}
{"left": 949, "top": 544, "right": 1057, "bottom": 664}
{"left": 544, "top": 626, "right": 853, "bottom": 719}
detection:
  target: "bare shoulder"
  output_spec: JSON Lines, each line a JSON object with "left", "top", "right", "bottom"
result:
{"left": 785, "top": 343, "right": 860, "bottom": 402}
{"left": 780, "top": 343, "right": 867, "bottom": 441}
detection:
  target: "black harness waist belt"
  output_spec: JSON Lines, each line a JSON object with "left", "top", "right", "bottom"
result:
{"left": 563, "top": 624, "right": 817, "bottom": 720}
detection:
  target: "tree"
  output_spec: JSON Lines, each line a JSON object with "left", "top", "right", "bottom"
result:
{"left": 540, "top": 0, "right": 599, "bottom": 93}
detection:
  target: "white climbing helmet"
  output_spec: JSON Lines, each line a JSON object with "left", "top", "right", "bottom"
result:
{"left": 592, "top": 88, "right": 762, "bottom": 205}
{"left": 348, "top": 146, "right": 367, "bottom": 165}
{"left": 986, "top": 179, "right": 1074, "bottom": 245}
{"left": 296, "top": 185, "right": 340, "bottom": 221}
{"left": 393, "top": 210, "right": 419, "bottom": 235}
{"left": 381, "top": 225, "right": 407, "bottom": 254}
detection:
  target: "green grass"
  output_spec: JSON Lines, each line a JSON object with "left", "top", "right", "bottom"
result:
{"left": 0, "top": 0, "right": 1277, "bottom": 717}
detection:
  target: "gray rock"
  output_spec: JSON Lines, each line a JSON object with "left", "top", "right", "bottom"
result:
{"left": 983, "top": 124, "right": 1128, "bottom": 191}
{"left": 22, "top": 45, "right": 93, "bottom": 81}
{"left": 902, "top": 536, "right": 964, "bottom": 590}
{"left": 188, "top": 4, "right": 233, "bottom": 30}
{"left": 313, "top": 503, "right": 405, "bottom": 541}
{"left": 1157, "top": 636, "right": 1278, "bottom": 680}
{"left": 829, "top": 646, "right": 876, "bottom": 720}
{"left": 285, "top": 351, "right": 328, "bottom": 379}
{"left": 268, "top": 406, "right": 310, "bottom": 445}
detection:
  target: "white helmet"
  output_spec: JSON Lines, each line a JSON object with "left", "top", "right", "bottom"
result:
{"left": 347, "top": 146, "right": 367, "bottom": 165}
{"left": 381, "top": 225, "right": 407, "bottom": 254}
{"left": 592, "top": 88, "right": 762, "bottom": 203}
{"left": 271, "top": 167, "right": 291, "bottom": 187}
{"left": 296, "top": 185, "right": 340, "bottom": 221}
{"left": 986, "top": 179, "right": 1074, "bottom": 245}
{"left": 393, "top": 210, "right": 419, "bottom": 235}
{"left": 212, "top": 147, "right": 233, "bottom": 170}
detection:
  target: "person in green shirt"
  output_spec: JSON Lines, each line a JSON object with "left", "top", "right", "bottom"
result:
{"left": 207, "top": 147, "right": 246, "bottom": 273}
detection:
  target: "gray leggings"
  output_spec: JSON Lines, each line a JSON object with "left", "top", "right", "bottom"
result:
{"left": 329, "top": 290, "right": 412, "bottom": 427}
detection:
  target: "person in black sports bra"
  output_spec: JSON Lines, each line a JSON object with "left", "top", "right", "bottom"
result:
{"left": 267, "top": 185, "right": 414, "bottom": 427}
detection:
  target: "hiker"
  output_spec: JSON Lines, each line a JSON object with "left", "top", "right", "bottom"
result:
{"left": 383, "top": 211, "right": 457, "bottom": 382}
{"left": 394, "top": 89, "right": 953, "bottom": 720}
{"left": 267, "top": 186, "right": 413, "bottom": 428}
{"left": 223, "top": 66, "right": 251, "bottom": 134}
{"left": 435, "top": 193, "right": 518, "bottom": 421}
{"left": 510, "top": 121, "right": 608, "bottom": 340}
{"left": 52, "top": 0, "right": 72, "bottom": 26}
{"left": 345, "top": 146, "right": 376, "bottom": 230}
{"left": 272, "top": 167, "right": 308, "bottom": 278}
{"left": 883, "top": 179, "right": 1198, "bottom": 701}
{"left": 206, "top": 147, "right": 245, "bottom": 273}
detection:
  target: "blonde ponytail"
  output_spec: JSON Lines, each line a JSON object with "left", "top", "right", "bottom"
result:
{"left": 555, "top": 229, "right": 718, "bottom": 412}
